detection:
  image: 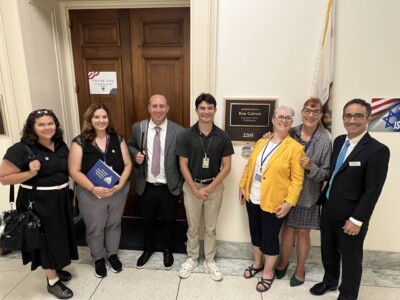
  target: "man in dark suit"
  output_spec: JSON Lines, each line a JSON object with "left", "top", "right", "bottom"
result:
{"left": 128, "top": 94, "right": 185, "bottom": 270}
{"left": 310, "top": 99, "right": 390, "bottom": 300}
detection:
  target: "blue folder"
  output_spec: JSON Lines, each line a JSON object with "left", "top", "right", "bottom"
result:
{"left": 86, "top": 159, "right": 120, "bottom": 188}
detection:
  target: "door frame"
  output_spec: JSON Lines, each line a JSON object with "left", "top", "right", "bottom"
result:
{"left": 59, "top": 0, "right": 218, "bottom": 138}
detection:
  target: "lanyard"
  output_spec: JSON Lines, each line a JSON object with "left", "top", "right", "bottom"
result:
{"left": 199, "top": 134, "right": 213, "bottom": 158}
{"left": 94, "top": 134, "right": 110, "bottom": 163}
{"left": 260, "top": 140, "right": 281, "bottom": 172}
{"left": 300, "top": 125, "right": 317, "bottom": 152}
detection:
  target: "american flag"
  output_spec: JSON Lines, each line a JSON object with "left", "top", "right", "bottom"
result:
{"left": 88, "top": 71, "right": 100, "bottom": 79}
{"left": 369, "top": 98, "right": 400, "bottom": 132}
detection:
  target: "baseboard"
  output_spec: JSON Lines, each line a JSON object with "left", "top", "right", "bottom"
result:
{"left": 213, "top": 240, "right": 400, "bottom": 270}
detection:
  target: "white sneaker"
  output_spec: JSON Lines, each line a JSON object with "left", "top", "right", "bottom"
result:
{"left": 204, "top": 261, "right": 223, "bottom": 281}
{"left": 179, "top": 258, "right": 198, "bottom": 279}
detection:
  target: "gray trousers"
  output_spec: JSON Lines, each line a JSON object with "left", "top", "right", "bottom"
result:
{"left": 77, "top": 182, "right": 130, "bottom": 261}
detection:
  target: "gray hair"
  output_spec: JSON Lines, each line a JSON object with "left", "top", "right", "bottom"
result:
{"left": 273, "top": 105, "right": 295, "bottom": 117}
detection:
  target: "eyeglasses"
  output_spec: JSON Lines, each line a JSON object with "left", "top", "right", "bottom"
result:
{"left": 342, "top": 113, "right": 367, "bottom": 121}
{"left": 274, "top": 115, "right": 294, "bottom": 122}
{"left": 32, "top": 109, "right": 53, "bottom": 116}
{"left": 302, "top": 108, "right": 322, "bottom": 116}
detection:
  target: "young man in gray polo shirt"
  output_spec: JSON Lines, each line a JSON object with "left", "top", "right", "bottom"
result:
{"left": 176, "top": 93, "right": 234, "bottom": 281}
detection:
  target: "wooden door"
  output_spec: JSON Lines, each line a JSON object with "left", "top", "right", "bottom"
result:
{"left": 70, "top": 9, "right": 134, "bottom": 137}
{"left": 131, "top": 8, "right": 190, "bottom": 126}
{"left": 69, "top": 8, "right": 190, "bottom": 218}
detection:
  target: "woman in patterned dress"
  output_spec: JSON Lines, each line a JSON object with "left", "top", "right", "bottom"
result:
{"left": 274, "top": 98, "right": 331, "bottom": 286}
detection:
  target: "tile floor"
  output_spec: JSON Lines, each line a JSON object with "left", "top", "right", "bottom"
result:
{"left": 1, "top": 246, "right": 400, "bottom": 300}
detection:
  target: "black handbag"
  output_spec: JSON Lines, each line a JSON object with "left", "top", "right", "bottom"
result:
{"left": 0, "top": 185, "right": 43, "bottom": 251}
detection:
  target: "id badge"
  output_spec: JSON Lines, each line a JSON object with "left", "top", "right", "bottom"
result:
{"left": 254, "top": 172, "right": 262, "bottom": 182}
{"left": 202, "top": 157, "right": 210, "bottom": 169}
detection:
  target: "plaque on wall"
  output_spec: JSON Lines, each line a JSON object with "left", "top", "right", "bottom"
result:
{"left": 224, "top": 98, "right": 277, "bottom": 142}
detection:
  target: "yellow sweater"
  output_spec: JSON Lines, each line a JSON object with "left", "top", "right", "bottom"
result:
{"left": 239, "top": 135, "right": 304, "bottom": 213}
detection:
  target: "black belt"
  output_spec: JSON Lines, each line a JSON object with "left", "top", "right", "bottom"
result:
{"left": 193, "top": 178, "right": 214, "bottom": 185}
{"left": 147, "top": 182, "right": 166, "bottom": 186}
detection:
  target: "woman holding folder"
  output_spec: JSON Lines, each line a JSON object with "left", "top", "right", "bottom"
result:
{"left": 69, "top": 103, "right": 132, "bottom": 278}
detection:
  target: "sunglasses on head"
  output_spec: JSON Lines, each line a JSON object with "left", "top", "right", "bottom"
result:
{"left": 31, "top": 109, "right": 53, "bottom": 116}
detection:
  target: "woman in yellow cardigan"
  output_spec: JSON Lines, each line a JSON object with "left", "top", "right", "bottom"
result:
{"left": 239, "top": 106, "right": 304, "bottom": 293}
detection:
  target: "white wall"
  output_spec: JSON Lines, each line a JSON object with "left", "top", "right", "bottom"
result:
{"left": 213, "top": 0, "right": 400, "bottom": 252}
{"left": 17, "top": 0, "right": 73, "bottom": 141}
{"left": 0, "top": 0, "right": 28, "bottom": 213}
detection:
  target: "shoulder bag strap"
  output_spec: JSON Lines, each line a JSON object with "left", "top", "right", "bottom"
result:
{"left": 140, "top": 120, "right": 149, "bottom": 178}
{"left": 9, "top": 185, "right": 15, "bottom": 209}
{"left": 23, "top": 143, "right": 38, "bottom": 209}
{"left": 140, "top": 119, "right": 149, "bottom": 153}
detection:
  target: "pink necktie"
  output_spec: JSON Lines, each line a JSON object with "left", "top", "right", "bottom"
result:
{"left": 151, "top": 126, "right": 161, "bottom": 176}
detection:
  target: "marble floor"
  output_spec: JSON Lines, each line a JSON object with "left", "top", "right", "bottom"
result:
{"left": 0, "top": 246, "right": 399, "bottom": 300}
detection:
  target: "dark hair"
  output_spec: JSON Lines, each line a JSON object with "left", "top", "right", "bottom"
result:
{"left": 343, "top": 98, "right": 371, "bottom": 115}
{"left": 21, "top": 109, "right": 63, "bottom": 145}
{"left": 81, "top": 103, "right": 116, "bottom": 141}
{"left": 303, "top": 97, "right": 323, "bottom": 110}
{"left": 195, "top": 93, "right": 217, "bottom": 108}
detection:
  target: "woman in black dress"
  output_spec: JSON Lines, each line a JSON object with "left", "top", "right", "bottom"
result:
{"left": 0, "top": 109, "right": 78, "bottom": 299}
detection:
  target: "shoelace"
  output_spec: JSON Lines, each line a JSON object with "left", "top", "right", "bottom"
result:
{"left": 109, "top": 256, "right": 121, "bottom": 267}
{"left": 207, "top": 262, "right": 220, "bottom": 273}
{"left": 183, "top": 260, "right": 195, "bottom": 269}
{"left": 52, "top": 283, "right": 68, "bottom": 295}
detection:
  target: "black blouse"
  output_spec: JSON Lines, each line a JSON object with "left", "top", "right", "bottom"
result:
{"left": 72, "top": 133, "right": 125, "bottom": 176}
{"left": 3, "top": 141, "right": 69, "bottom": 186}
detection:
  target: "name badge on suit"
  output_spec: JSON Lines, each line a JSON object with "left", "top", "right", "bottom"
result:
{"left": 349, "top": 161, "right": 361, "bottom": 166}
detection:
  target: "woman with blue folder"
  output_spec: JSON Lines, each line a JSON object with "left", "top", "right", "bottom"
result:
{"left": 69, "top": 103, "right": 132, "bottom": 278}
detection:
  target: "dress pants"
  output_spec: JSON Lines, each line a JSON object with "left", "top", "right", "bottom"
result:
{"left": 77, "top": 183, "right": 129, "bottom": 261}
{"left": 321, "top": 204, "right": 368, "bottom": 300}
{"left": 140, "top": 183, "right": 179, "bottom": 251}
{"left": 183, "top": 181, "right": 224, "bottom": 262}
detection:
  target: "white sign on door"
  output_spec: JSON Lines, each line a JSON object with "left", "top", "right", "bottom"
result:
{"left": 88, "top": 71, "right": 118, "bottom": 95}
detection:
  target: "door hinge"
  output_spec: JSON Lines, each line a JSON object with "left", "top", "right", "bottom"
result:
{"left": 69, "top": 20, "right": 72, "bottom": 28}
{"left": 75, "top": 85, "right": 79, "bottom": 93}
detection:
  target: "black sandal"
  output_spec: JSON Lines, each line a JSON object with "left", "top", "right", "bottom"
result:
{"left": 243, "top": 264, "right": 264, "bottom": 279}
{"left": 256, "top": 276, "right": 275, "bottom": 292}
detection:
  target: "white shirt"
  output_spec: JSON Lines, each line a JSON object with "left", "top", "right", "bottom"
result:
{"left": 146, "top": 119, "right": 167, "bottom": 184}
{"left": 249, "top": 141, "right": 280, "bottom": 205}
{"left": 342, "top": 130, "right": 367, "bottom": 161}
{"left": 342, "top": 130, "right": 368, "bottom": 227}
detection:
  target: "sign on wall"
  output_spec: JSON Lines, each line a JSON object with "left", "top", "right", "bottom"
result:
{"left": 88, "top": 71, "right": 118, "bottom": 95}
{"left": 369, "top": 98, "right": 400, "bottom": 132}
{"left": 224, "top": 98, "right": 276, "bottom": 142}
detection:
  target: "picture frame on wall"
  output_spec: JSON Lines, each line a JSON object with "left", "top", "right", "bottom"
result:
{"left": 224, "top": 97, "right": 277, "bottom": 143}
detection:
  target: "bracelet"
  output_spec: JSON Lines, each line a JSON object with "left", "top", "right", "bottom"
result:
{"left": 90, "top": 185, "right": 95, "bottom": 193}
